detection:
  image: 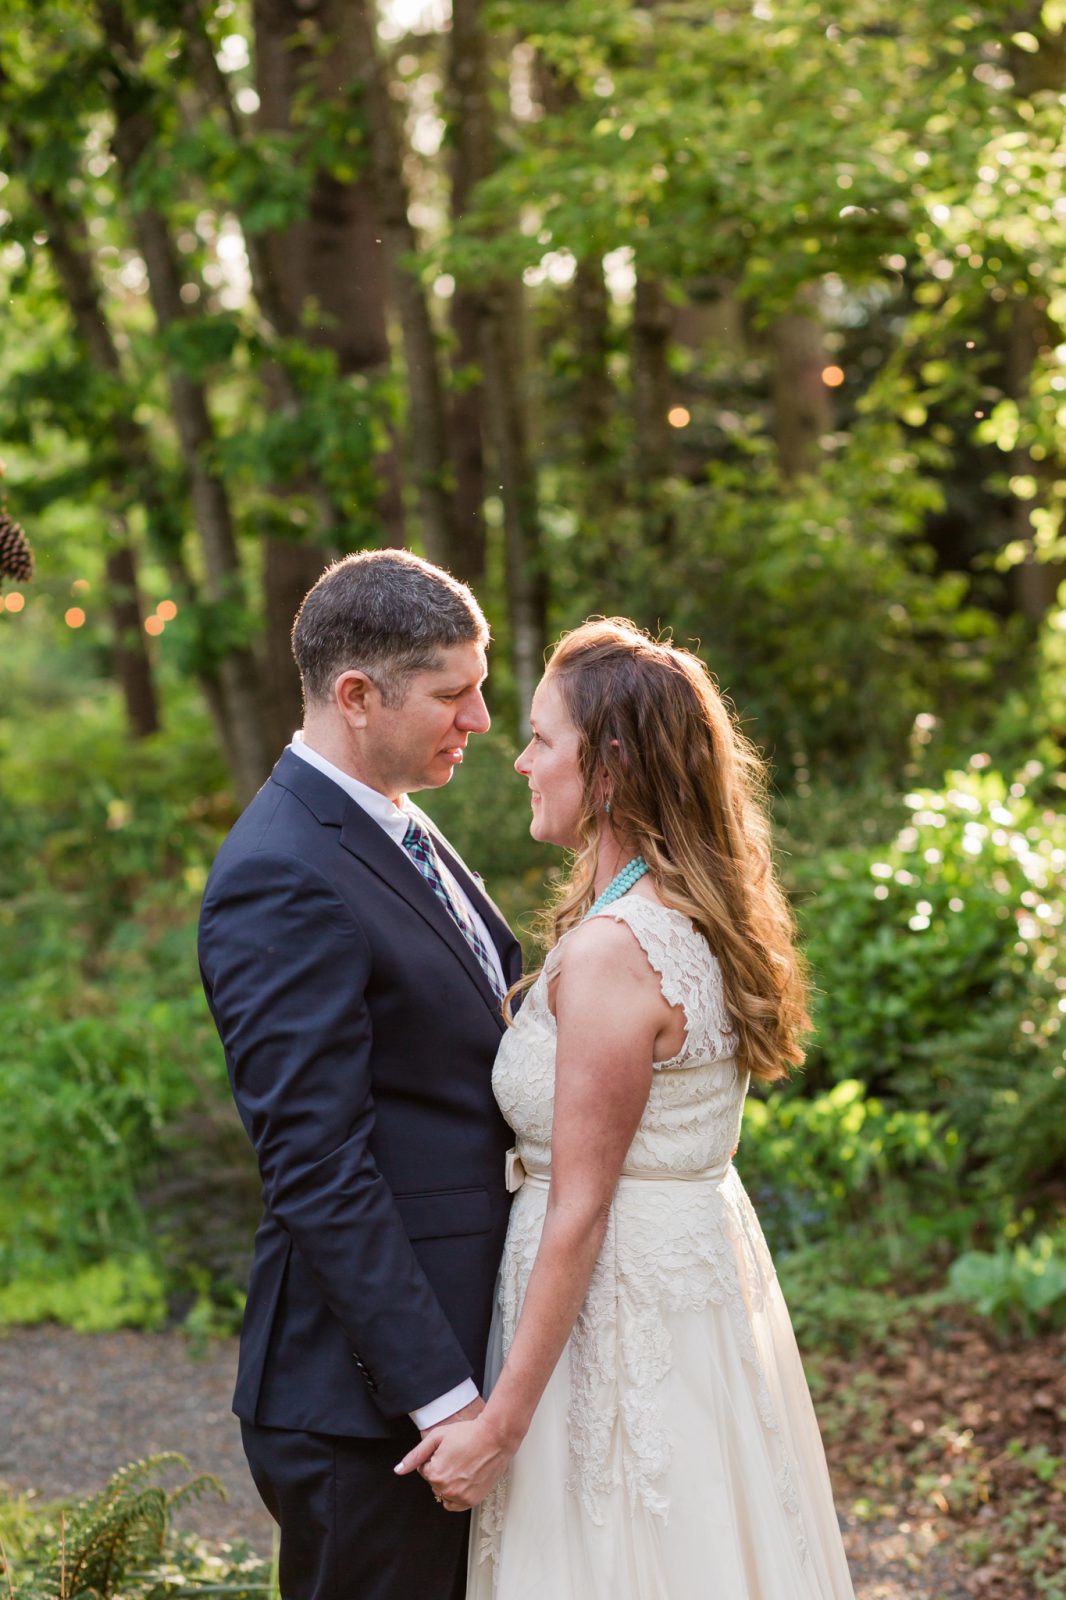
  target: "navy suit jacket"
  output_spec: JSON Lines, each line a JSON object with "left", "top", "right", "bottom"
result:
{"left": 198, "top": 749, "right": 521, "bottom": 1439}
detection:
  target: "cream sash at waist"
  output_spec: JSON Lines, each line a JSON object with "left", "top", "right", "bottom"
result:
{"left": 505, "top": 1147, "right": 733, "bottom": 1194}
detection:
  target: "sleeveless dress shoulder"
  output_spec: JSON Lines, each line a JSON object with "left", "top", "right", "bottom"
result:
{"left": 468, "top": 896, "right": 855, "bottom": 1600}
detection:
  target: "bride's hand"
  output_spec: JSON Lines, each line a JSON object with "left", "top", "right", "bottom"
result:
{"left": 394, "top": 1415, "right": 515, "bottom": 1509}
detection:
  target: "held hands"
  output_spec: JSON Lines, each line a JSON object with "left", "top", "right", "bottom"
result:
{"left": 394, "top": 1408, "right": 517, "bottom": 1511}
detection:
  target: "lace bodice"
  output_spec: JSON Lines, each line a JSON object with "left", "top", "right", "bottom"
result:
{"left": 493, "top": 895, "right": 746, "bottom": 1181}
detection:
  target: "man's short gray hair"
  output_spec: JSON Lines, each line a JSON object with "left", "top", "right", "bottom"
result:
{"left": 292, "top": 549, "right": 489, "bottom": 708}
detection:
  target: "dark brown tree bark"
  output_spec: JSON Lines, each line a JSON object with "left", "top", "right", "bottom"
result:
{"left": 347, "top": 0, "right": 461, "bottom": 569}
{"left": 97, "top": 0, "right": 275, "bottom": 800}
{"left": 446, "top": 291, "right": 488, "bottom": 583}
{"left": 31, "top": 183, "right": 232, "bottom": 748}
{"left": 24, "top": 203, "right": 160, "bottom": 737}
{"left": 569, "top": 256, "right": 611, "bottom": 489}
{"left": 248, "top": 0, "right": 402, "bottom": 446}
{"left": 770, "top": 299, "right": 831, "bottom": 479}
{"left": 33, "top": 186, "right": 232, "bottom": 744}
{"left": 447, "top": 0, "right": 545, "bottom": 717}
{"left": 444, "top": 0, "right": 491, "bottom": 582}
{"left": 535, "top": 58, "right": 617, "bottom": 517}
{"left": 480, "top": 280, "right": 548, "bottom": 727}
{"left": 632, "top": 273, "right": 676, "bottom": 548}
{"left": 106, "top": 533, "right": 161, "bottom": 738}
{"left": 0, "top": 83, "right": 168, "bottom": 744}
{"left": 183, "top": 0, "right": 387, "bottom": 744}
{"left": 1008, "top": 298, "right": 1066, "bottom": 622}
{"left": 1006, "top": 15, "right": 1066, "bottom": 621}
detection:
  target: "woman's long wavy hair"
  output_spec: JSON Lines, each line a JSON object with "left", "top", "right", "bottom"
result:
{"left": 517, "top": 619, "right": 809, "bottom": 1082}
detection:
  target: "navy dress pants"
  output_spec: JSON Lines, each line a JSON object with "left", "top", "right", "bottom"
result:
{"left": 242, "top": 1422, "right": 469, "bottom": 1600}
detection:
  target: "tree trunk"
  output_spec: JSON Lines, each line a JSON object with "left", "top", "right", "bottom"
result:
{"left": 1008, "top": 297, "right": 1066, "bottom": 622}
{"left": 770, "top": 300, "right": 831, "bottom": 479}
{"left": 97, "top": 0, "right": 275, "bottom": 800}
{"left": 33, "top": 184, "right": 236, "bottom": 749}
{"left": 535, "top": 58, "right": 617, "bottom": 520}
{"left": 185, "top": 0, "right": 390, "bottom": 745}
{"left": 632, "top": 273, "right": 675, "bottom": 548}
{"left": 445, "top": 0, "right": 545, "bottom": 716}
{"left": 480, "top": 280, "right": 547, "bottom": 730}
{"left": 106, "top": 533, "right": 161, "bottom": 738}
{"left": 574, "top": 257, "right": 616, "bottom": 511}
{"left": 446, "top": 291, "right": 488, "bottom": 583}
{"left": 347, "top": 0, "right": 460, "bottom": 569}
{"left": 0, "top": 63, "right": 238, "bottom": 760}
{"left": 249, "top": 0, "right": 402, "bottom": 477}
{"left": 263, "top": 537, "right": 327, "bottom": 737}
{"left": 1006, "top": 14, "right": 1066, "bottom": 622}
{"left": 445, "top": 0, "right": 491, "bottom": 581}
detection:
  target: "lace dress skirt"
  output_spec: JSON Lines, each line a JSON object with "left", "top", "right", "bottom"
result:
{"left": 468, "top": 1164, "right": 855, "bottom": 1600}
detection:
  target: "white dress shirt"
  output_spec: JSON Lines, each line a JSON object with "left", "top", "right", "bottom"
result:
{"left": 289, "top": 732, "right": 486, "bottom": 1429}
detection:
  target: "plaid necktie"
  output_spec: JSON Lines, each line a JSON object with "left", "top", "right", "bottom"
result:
{"left": 402, "top": 817, "right": 506, "bottom": 1005}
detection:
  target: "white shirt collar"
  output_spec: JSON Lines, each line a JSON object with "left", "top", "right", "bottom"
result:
{"left": 289, "top": 731, "right": 410, "bottom": 844}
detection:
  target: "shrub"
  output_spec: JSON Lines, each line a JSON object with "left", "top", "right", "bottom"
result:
{"left": 739, "top": 1077, "right": 966, "bottom": 1261}
{"left": 948, "top": 1231, "right": 1066, "bottom": 1338}
{"left": 0, "top": 1254, "right": 167, "bottom": 1333}
{"left": 794, "top": 764, "right": 1066, "bottom": 1201}
{"left": 0, "top": 688, "right": 239, "bottom": 1326}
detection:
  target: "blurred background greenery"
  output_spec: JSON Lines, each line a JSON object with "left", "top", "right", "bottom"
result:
{"left": 0, "top": 0, "right": 1064, "bottom": 1366}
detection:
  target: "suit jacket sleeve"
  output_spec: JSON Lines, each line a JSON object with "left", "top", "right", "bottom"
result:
{"left": 198, "top": 850, "right": 474, "bottom": 1418}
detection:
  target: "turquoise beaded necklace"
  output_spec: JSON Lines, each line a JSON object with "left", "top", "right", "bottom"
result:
{"left": 586, "top": 854, "right": 649, "bottom": 918}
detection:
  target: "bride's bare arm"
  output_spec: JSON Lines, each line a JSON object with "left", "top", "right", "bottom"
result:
{"left": 395, "top": 915, "right": 677, "bottom": 1507}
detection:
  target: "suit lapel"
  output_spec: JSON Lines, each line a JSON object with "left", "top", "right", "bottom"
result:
{"left": 271, "top": 748, "right": 518, "bottom": 1017}
{"left": 338, "top": 803, "right": 507, "bottom": 1023}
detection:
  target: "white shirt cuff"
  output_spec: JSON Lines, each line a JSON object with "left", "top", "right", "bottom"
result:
{"left": 410, "top": 1378, "right": 480, "bottom": 1431}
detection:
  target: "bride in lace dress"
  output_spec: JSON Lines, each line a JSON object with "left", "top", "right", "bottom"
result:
{"left": 397, "top": 620, "right": 856, "bottom": 1599}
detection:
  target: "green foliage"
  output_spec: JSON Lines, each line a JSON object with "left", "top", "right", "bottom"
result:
{"left": 0, "top": 1255, "right": 166, "bottom": 1333}
{"left": 949, "top": 1232, "right": 1066, "bottom": 1338}
{"left": 776, "top": 1242, "right": 947, "bottom": 1359}
{"left": 0, "top": 1456, "right": 267, "bottom": 1600}
{"left": 739, "top": 1077, "right": 969, "bottom": 1354}
{"left": 740, "top": 1078, "right": 964, "bottom": 1255}
{"left": 658, "top": 420, "right": 1001, "bottom": 775}
{"left": 795, "top": 765, "right": 1066, "bottom": 1197}
{"left": 0, "top": 684, "right": 243, "bottom": 1325}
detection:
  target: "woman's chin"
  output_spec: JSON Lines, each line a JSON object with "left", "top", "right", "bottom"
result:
{"left": 529, "top": 813, "right": 553, "bottom": 845}
{"left": 530, "top": 816, "right": 577, "bottom": 851}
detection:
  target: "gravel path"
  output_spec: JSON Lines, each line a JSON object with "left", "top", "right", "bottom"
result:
{"left": 0, "top": 1327, "right": 272, "bottom": 1551}
{"left": 0, "top": 1327, "right": 973, "bottom": 1595}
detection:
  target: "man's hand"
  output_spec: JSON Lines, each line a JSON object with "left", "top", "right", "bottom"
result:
{"left": 421, "top": 1393, "right": 484, "bottom": 1438}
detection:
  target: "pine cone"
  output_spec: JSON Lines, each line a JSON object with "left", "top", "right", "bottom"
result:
{"left": 0, "top": 509, "right": 33, "bottom": 582}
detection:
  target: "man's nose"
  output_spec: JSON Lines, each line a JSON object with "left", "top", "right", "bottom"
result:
{"left": 457, "top": 690, "right": 491, "bottom": 734}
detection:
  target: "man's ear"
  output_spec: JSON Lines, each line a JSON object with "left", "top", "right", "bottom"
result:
{"left": 335, "top": 669, "right": 375, "bottom": 729}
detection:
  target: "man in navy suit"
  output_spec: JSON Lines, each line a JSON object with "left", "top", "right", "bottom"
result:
{"left": 198, "top": 550, "right": 521, "bottom": 1600}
